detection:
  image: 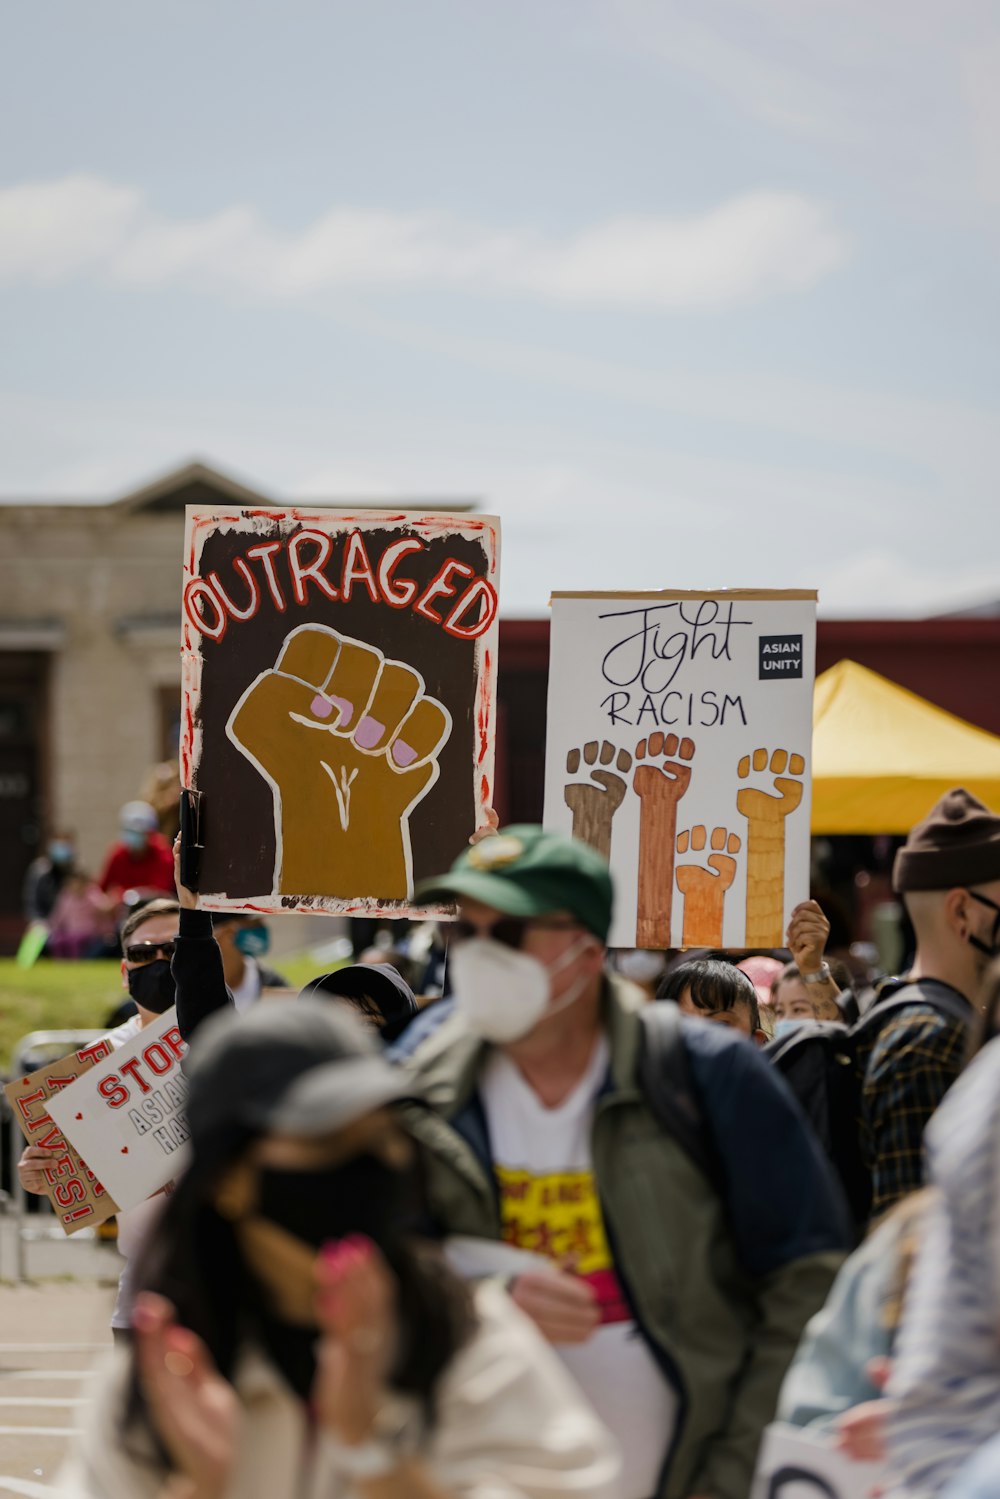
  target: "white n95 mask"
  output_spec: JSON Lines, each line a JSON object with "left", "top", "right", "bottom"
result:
{"left": 450, "top": 933, "right": 591, "bottom": 1044}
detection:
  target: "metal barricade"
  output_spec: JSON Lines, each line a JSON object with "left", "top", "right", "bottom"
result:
{"left": 4, "top": 1030, "right": 109, "bottom": 1282}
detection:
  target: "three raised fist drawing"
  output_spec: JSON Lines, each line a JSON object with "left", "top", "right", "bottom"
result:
{"left": 564, "top": 734, "right": 805, "bottom": 946}
{"left": 229, "top": 624, "right": 451, "bottom": 899}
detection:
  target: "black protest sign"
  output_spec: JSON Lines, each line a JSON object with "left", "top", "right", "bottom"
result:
{"left": 180, "top": 509, "right": 500, "bottom": 914}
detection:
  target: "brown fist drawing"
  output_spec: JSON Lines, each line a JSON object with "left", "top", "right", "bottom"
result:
{"left": 564, "top": 741, "right": 633, "bottom": 861}
{"left": 632, "top": 732, "right": 695, "bottom": 948}
{"left": 675, "top": 826, "right": 741, "bottom": 947}
{"left": 736, "top": 747, "right": 805, "bottom": 945}
{"left": 228, "top": 624, "right": 451, "bottom": 900}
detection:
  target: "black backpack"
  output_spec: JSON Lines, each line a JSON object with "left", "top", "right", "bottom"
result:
{"left": 637, "top": 1000, "right": 725, "bottom": 1191}
{"left": 763, "top": 977, "right": 973, "bottom": 1231}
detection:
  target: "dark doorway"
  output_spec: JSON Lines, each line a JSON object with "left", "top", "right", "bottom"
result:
{"left": 0, "top": 653, "right": 48, "bottom": 953}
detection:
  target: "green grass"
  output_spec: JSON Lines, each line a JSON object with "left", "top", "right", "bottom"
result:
{"left": 0, "top": 953, "right": 337, "bottom": 1073}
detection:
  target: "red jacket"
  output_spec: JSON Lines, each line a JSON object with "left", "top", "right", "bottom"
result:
{"left": 98, "top": 834, "right": 175, "bottom": 898}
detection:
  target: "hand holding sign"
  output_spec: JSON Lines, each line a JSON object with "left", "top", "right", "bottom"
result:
{"left": 228, "top": 624, "right": 452, "bottom": 900}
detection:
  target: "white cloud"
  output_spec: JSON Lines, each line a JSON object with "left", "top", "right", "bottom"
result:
{"left": 0, "top": 175, "right": 140, "bottom": 282}
{"left": 0, "top": 174, "right": 849, "bottom": 311}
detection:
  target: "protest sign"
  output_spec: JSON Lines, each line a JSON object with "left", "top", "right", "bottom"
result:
{"left": 48, "top": 1009, "right": 189, "bottom": 1214}
{"left": 544, "top": 590, "right": 817, "bottom": 950}
{"left": 751, "top": 1422, "right": 887, "bottom": 1499}
{"left": 4, "top": 1039, "right": 118, "bottom": 1235}
{"left": 181, "top": 507, "right": 500, "bottom": 915}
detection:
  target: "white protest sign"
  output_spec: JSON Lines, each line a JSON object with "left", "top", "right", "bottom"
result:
{"left": 48, "top": 1008, "right": 190, "bottom": 1212}
{"left": 751, "top": 1422, "right": 888, "bottom": 1499}
{"left": 544, "top": 590, "right": 816, "bottom": 950}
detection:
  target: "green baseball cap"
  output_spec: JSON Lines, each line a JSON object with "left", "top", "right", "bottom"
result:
{"left": 416, "top": 824, "right": 613, "bottom": 941}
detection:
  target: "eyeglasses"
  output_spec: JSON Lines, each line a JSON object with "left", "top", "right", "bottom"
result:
{"left": 124, "top": 940, "right": 177, "bottom": 965}
{"left": 449, "top": 916, "right": 582, "bottom": 950}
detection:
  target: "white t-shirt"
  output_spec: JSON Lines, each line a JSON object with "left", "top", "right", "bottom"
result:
{"left": 105, "top": 1013, "right": 170, "bottom": 1330}
{"left": 480, "top": 1037, "right": 677, "bottom": 1499}
{"left": 230, "top": 957, "right": 262, "bottom": 1014}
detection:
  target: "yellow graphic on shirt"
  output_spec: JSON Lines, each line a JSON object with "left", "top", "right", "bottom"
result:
{"left": 496, "top": 1165, "right": 610, "bottom": 1271}
{"left": 495, "top": 1164, "right": 629, "bottom": 1323}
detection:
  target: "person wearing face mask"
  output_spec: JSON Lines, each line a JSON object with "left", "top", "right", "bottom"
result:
{"left": 23, "top": 828, "right": 78, "bottom": 923}
{"left": 97, "top": 801, "right": 175, "bottom": 908}
{"left": 850, "top": 787, "right": 1000, "bottom": 1224}
{"left": 209, "top": 913, "right": 289, "bottom": 1012}
{"left": 18, "top": 897, "right": 182, "bottom": 1341}
{"left": 55, "top": 999, "right": 621, "bottom": 1499}
{"left": 402, "top": 825, "right": 850, "bottom": 1499}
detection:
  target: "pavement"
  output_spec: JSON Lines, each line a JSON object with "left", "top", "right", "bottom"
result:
{"left": 0, "top": 1216, "right": 119, "bottom": 1496}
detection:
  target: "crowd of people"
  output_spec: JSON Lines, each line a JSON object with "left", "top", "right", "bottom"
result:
{"left": 14, "top": 781, "right": 1000, "bottom": 1498}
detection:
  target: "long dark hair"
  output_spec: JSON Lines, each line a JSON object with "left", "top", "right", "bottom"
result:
{"left": 121, "top": 1127, "right": 474, "bottom": 1464}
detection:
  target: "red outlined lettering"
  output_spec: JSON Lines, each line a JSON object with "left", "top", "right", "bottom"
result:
{"left": 98, "top": 1075, "right": 130, "bottom": 1109}
{"left": 142, "top": 1042, "right": 173, "bottom": 1077}
{"left": 414, "top": 559, "right": 475, "bottom": 624}
{"left": 16, "top": 1088, "right": 48, "bottom": 1131}
{"left": 77, "top": 1040, "right": 113, "bottom": 1065}
{"left": 377, "top": 538, "right": 425, "bottom": 607}
{"left": 207, "top": 559, "right": 260, "bottom": 621}
{"left": 162, "top": 1027, "right": 185, "bottom": 1061}
{"left": 119, "top": 1058, "right": 152, "bottom": 1095}
{"left": 35, "top": 1124, "right": 66, "bottom": 1153}
{"left": 246, "top": 542, "right": 287, "bottom": 611}
{"left": 47, "top": 1073, "right": 80, "bottom": 1093}
{"left": 442, "top": 578, "right": 499, "bottom": 640}
{"left": 341, "top": 531, "right": 379, "bottom": 603}
{"left": 288, "top": 530, "right": 339, "bottom": 606}
{"left": 183, "top": 578, "right": 228, "bottom": 642}
{"left": 62, "top": 1204, "right": 95, "bottom": 1224}
{"left": 52, "top": 1177, "right": 86, "bottom": 1209}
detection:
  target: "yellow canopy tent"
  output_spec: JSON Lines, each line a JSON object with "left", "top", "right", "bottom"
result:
{"left": 811, "top": 659, "right": 1000, "bottom": 834}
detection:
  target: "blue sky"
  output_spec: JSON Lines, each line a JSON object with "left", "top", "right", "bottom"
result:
{"left": 2, "top": 0, "right": 998, "bottom": 615}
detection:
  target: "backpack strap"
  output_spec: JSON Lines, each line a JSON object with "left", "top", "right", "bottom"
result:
{"left": 854, "top": 977, "right": 973, "bottom": 1038}
{"left": 637, "top": 1002, "right": 724, "bottom": 1190}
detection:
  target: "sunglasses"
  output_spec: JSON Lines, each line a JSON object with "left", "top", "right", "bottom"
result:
{"left": 449, "top": 916, "right": 582, "bottom": 950}
{"left": 124, "top": 940, "right": 177, "bottom": 965}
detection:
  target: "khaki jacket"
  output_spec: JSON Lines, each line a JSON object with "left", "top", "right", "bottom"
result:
{"left": 401, "top": 977, "right": 847, "bottom": 1499}
{"left": 56, "top": 1282, "right": 621, "bottom": 1499}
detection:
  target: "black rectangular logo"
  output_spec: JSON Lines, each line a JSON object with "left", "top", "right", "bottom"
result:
{"left": 759, "top": 634, "right": 803, "bottom": 679}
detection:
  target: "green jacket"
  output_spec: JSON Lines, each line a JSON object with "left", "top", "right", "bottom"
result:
{"left": 402, "top": 977, "right": 847, "bottom": 1499}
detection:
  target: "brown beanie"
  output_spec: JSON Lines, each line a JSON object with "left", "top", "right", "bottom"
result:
{"left": 893, "top": 788, "right": 1000, "bottom": 892}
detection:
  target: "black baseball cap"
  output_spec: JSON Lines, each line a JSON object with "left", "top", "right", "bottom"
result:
{"left": 183, "top": 998, "right": 413, "bottom": 1157}
{"left": 300, "top": 963, "right": 419, "bottom": 1038}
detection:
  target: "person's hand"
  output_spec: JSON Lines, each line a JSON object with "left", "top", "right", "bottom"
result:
{"left": 173, "top": 833, "right": 199, "bottom": 910}
{"left": 18, "top": 1144, "right": 59, "bottom": 1195}
{"left": 834, "top": 1397, "right": 890, "bottom": 1464}
{"left": 132, "top": 1292, "right": 239, "bottom": 1499}
{"left": 469, "top": 807, "right": 500, "bottom": 845}
{"left": 509, "top": 1268, "right": 600, "bottom": 1345}
{"left": 786, "top": 899, "right": 831, "bottom": 977}
{"left": 312, "top": 1235, "right": 396, "bottom": 1445}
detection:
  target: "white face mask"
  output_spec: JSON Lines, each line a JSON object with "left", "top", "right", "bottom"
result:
{"left": 450, "top": 933, "right": 592, "bottom": 1044}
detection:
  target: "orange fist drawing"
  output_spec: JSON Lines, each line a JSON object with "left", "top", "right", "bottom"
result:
{"left": 228, "top": 625, "right": 451, "bottom": 900}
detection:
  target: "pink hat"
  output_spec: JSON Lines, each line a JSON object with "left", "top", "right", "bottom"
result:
{"left": 737, "top": 955, "right": 785, "bottom": 1007}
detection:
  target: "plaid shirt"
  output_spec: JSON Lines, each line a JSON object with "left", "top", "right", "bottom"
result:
{"left": 856, "top": 1000, "right": 968, "bottom": 1222}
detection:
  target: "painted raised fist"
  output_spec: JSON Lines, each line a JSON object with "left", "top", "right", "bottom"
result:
{"left": 228, "top": 624, "right": 451, "bottom": 900}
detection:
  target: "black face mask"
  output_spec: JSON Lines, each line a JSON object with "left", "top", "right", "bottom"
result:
{"left": 256, "top": 1151, "right": 417, "bottom": 1252}
{"left": 126, "top": 959, "right": 177, "bottom": 1015}
{"left": 966, "top": 890, "right": 1000, "bottom": 961}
